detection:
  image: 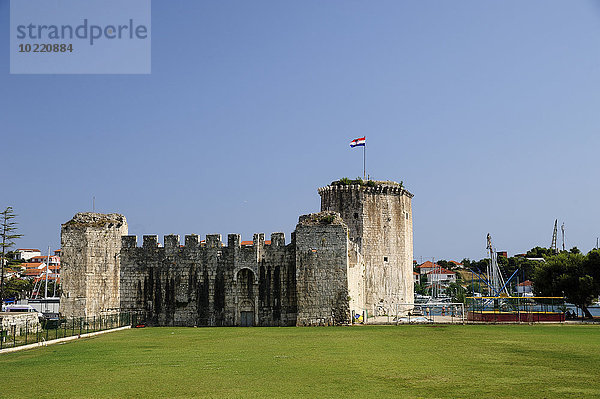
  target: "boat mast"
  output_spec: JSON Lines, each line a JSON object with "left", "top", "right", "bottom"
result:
{"left": 44, "top": 247, "right": 50, "bottom": 311}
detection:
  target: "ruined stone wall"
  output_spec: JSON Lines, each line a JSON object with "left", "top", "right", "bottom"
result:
{"left": 0, "top": 313, "right": 41, "bottom": 336}
{"left": 119, "top": 232, "right": 297, "bottom": 327}
{"left": 60, "top": 213, "right": 127, "bottom": 318}
{"left": 295, "top": 212, "right": 350, "bottom": 326}
{"left": 319, "top": 183, "right": 414, "bottom": 315}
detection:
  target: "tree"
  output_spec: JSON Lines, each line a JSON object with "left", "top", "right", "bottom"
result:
{"left": 444, "top": 282, "right": 466, "bottom": 303}
{"left": 526, "top": 246, "right": 554, "bottom": 258}
{"left": 1, "top": 207, "right": 23, "bottom": 301}
{"left": 3, "top": 278, "right": 33, "bottom": 300}
{"left": 533, "top": 251, "right": 599, "bottom": 318}
{"left": 414, "top": 281, "right": 428, "bottom": 296}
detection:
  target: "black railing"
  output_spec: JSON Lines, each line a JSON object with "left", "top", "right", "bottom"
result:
{"left": 0, "top": 311, "right": 142, "bottom": 351}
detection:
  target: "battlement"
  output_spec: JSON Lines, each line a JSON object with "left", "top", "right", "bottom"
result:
{"left": 318, "top": 181, "right": 413, "bottom": 198}
{"left": 121, "top": 232, "right": 288, "bottom": 249}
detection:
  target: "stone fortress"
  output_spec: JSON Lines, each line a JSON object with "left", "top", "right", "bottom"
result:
{"left": 60, "top": 180, "right": 413, "bottom": 326}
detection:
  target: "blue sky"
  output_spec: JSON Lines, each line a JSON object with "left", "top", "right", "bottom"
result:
{"left": 2, "top": 1, "right": 600, "bottom": 261}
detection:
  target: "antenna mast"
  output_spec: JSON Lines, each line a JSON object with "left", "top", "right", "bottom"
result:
{"left": 551, "top": 219, "right": 558, "bottom": 254}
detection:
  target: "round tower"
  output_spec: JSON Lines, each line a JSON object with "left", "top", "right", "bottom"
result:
{"left": 318, "top": 181, "right": 414, "bottom": 315}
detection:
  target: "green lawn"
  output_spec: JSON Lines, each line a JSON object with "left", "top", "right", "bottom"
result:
{"left": 1, "top": 324, "right": 599, "bottom": 398}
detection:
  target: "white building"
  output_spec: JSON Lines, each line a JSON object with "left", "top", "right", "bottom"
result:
{"left": 15, "top": 249, "right": 41, "bottom": 261}
{"left": 413, "top": 272, "right": 420, "bottom": 284}
{"left": 427, "top": 268, "right": 456, "bottom": 285}
{"left": 516, "top": 280, "right": 533, "bottom": 296}
{"left": 417, "top": 261, "right": 439, "bottom": 275}
{"left": 29, "top": 255, "right": 60, "bottom": 266}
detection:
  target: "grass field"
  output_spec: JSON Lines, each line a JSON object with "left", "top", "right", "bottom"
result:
{"left": 1, "top": 324, "right": 599, "bottom": 398}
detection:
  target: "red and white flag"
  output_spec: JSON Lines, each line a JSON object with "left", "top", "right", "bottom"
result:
{"left": 350, "top": 137, "right": 365, "bottom": 148}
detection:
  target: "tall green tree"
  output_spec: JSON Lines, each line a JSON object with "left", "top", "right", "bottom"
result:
{"left": 533, "top": 251, "right": 599, "bottom": 318}
{"left": 1, "top": 207, "right": 23, "bottom": 301}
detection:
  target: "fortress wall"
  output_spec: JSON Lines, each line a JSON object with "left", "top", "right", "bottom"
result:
{"left": 347, "top": 241, "right": 366, "bottom": 314}
{"left": 361, "top": 189, "right": 414, "bottom": 312}
{"left": 295, "top": 212, "right": 350, "bottom": 326}
{"left": 119, "top": 233, "right": 297, "bottom": 326}
{"left": 60, "top": 213, "right": 127, "bottom": 318}
{"left": 61, "top": 180, "right": 413, "bottom": 326}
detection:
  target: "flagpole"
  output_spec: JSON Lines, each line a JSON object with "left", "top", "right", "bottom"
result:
{"left": 363, "top": 144, "right": 366, "bottom": 181}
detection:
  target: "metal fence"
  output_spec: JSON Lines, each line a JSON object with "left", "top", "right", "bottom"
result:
{"left": 465, "top": 296, "right": 565, "bottom": 322}
{"left": 0, "top": 311, "right": 142, "bottom": 351}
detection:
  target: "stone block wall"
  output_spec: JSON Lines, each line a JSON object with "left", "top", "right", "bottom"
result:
{"left": 119, "top": 232, "right": 297, "bottom": 327}
{"left": 60, "top": 213, "right": 127, "bottom": 318}
{"left": 59, "top": 179, "right": 414, "bottom": 326}
{"left": 295, "top": 212, "right": 350, "bottom": 326}
{"left": 0, "top": 313, "right": 41, "bottom": 337}
{"left": 319, "top": 182, "right": 414, "bottom": 315}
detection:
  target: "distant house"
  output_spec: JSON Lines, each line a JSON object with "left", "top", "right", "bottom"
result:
{"left": 29, "top": 255, "right": 60, "bottom": 266}
{"left": 417, "top": 261, "right": 440, "bottom": 275}
{"left": 517, "top": 280, "right": 533, "bottom": 296}
{"left": 427, "top": 268, "right": 456, "bottom": 285}
{"left": 22, "top": 262, "right": 46, "bottom": 277}
{"left": 449, "top": 260, "right": 464, "bottom": 269}
{"left": 413, "top": 272, "right": 420, "bottom": 285}
{"left": 22, "top": 262, "right": 60, "bottom": 279}
{"left": 15, "top": 249, "right": 41, "bottom": 261}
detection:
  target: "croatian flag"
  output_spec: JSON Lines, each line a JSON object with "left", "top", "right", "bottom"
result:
{"left": 350, "top": 137, "right": 365, "bottom": 148}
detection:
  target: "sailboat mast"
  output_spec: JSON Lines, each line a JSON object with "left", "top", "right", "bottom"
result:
{"left": 44, "top": 246, "right": 50, "bottom": 301}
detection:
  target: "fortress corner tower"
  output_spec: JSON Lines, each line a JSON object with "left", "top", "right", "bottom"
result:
{"left": 60, "top": 212, "right": 128, "bottom": 318}
{"left": 318, "top": 180, "right": 414, "bottom": 315}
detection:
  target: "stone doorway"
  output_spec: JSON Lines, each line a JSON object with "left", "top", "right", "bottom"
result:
{"left": 240, "top": 311, "right": 254, "bottom": 327}
{"left": 236, "top": 268, "right": 257, "bottom": 327}
{"left": 238, "top": 300, "right": 255, "bottom": 327}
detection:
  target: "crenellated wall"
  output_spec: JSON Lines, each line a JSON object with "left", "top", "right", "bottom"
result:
{"left": 119, "top": 232, "right": 298, "bottom": 327}
{"left": 60, "top": 179, "right": 414, "bottom": 326}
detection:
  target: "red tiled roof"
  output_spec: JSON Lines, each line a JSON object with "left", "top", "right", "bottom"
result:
{"left": 24, "top": 268, "right": 43, "bottom": 276}
{"left": 413, "top": 272, "right": 419, "bottom": 275}
{"left": 417, "top": 261, "right": 439, "bottom": 268}
{"left": 30, "top": 255, "right": 59, "bottom": 261}
{"left": 427, "top": 267, "right": 455, "bottom": 275}
{"left": 518, "top": 280, "right": 532, "bottom": 286}
{"left": 34, "top": 276, "right": 60, "bottom": 283}
{"left": 22, "top": 262, "right": 44, "bottom": 269}
{"left": 449, "top": 260, "right": 463, "bottom": 265}
{"left": 241, "top": 240, "right": 272, "bottom": 246}
{"left": 17, "top": 249, "right": 40, "bottom": 252}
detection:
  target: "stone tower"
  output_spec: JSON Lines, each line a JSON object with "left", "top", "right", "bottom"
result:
{"left": 60, "top": 212, "right": 128, "bottom": 318}
{"left": 318, "top": 181, "right": 414, "bottom": 315}
{"left": 295, "top": 212, "right": 350, "bottom": 326}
